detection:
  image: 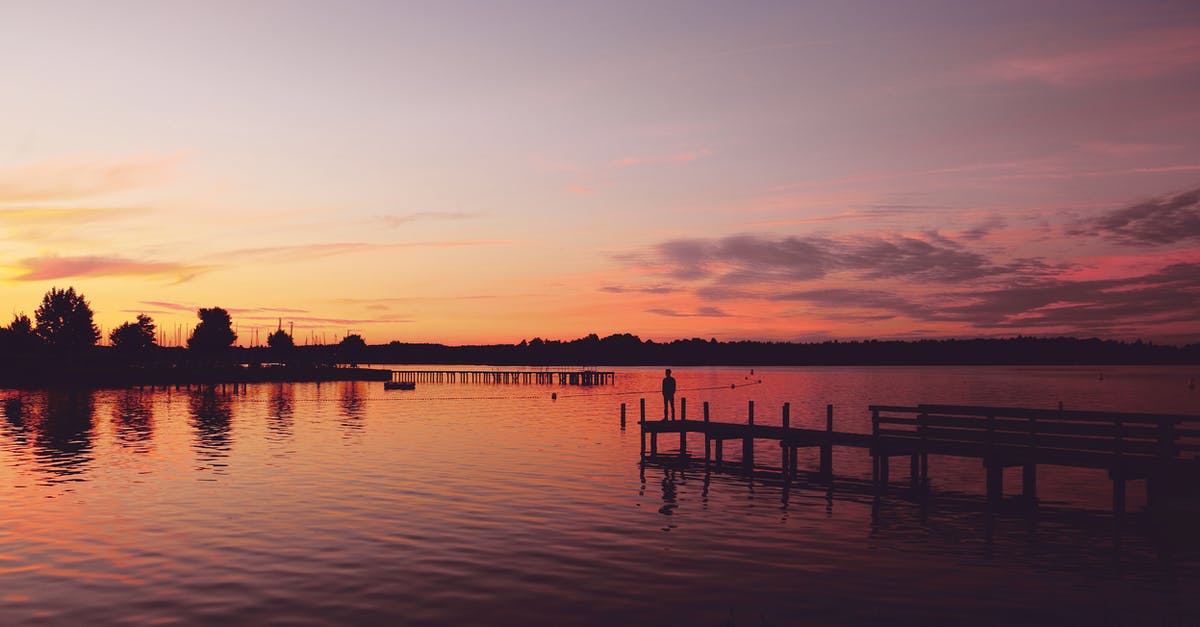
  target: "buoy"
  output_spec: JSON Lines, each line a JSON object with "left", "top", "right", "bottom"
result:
{"left": 730, "top": 383, "right": 736, "bottom": 389}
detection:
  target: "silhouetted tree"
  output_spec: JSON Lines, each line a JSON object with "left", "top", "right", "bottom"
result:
{"left": 338, "top": 333, "right": 367, "bottom": 367}
{"left": 34, "top": 287, "right": 99, "bottom": 352}
{"left": 110, "top": 314, "right": 157, "bottom": 353}
{"left": 267, "top": 327, "right": 295, "bottom": 365}
{"left": 188, "top": 307, "right": 237, "bottom": 357}
{"left": 267, "top": 328, "right": 294, "bottom": 350}
{"left": 0, "top": 313, "right": 41, "bottom": 354}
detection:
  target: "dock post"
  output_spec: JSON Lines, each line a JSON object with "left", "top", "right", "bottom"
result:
{"left": 986, "top": 460, "right": 1003, "bottom": 503}
{"left": 820, "top": 404, "right": 833, "bottom": 478}
{"left": 781, "top": 403, "right": 791, "bottom": 478}
{"left": 620, "top": 403, "right": 626, "bottom": 429}
{"left": 648, "top": 396, "right": 657, "bottom": 456}
{"left": 871, "top": 407, "right": 880, "bottom": 486}
{"left": 743, "top": 400, "right": 755, "bottom": 471}
{"left": 679, "top": 397, "right": 687, "bottom": 456}
{"left": 1023, "top": 464, "right": 1037, "bottom": 504}
{"left": 1113, "top": 471, "right": 1126, "bottom": 526}
{"left": 703, "top": 402, "right": 711, "bottom": 463}
{"left": 639, "top": 399, "right": 646, "bottom": 456}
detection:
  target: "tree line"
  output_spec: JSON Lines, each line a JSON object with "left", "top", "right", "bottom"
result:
{"left": 3, "top": 287, "right": 1197, "bottom": 370}
{"left": 362, "top": 333, "right": 1200, "bottom": 366}
{"left": 0, "top": 286, "right": 368, "bottom": 368}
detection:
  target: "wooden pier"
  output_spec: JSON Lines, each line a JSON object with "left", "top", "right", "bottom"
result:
{"left": 391, "top": 369, "right": 614, "bottom": 385}
{"left": 631, "top": 399, "right": 1200, "bottom": 519}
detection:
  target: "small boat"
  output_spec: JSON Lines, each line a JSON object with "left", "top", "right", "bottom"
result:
{"left": 384, "top": 381, "right": 416, "bottom": 390}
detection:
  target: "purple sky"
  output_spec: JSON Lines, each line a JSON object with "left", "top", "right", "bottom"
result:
{"left": 1, "top": 1, "right": 1198, "bottom": 344}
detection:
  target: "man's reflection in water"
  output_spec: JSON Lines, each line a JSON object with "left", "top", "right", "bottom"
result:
{"left": 113, "top": 390, "right": 154, "bottom": 451}
{"left": 659, "top": 468, "right": 678, "bottom": 516}
{"left": 33, "top": 389, "right": 96, "bottom": 481}
{"left": 189, "top": 388, "right": 233, "bottom": 472}
{"left": 267, "top": 383, "right": 295, "bottom": 443}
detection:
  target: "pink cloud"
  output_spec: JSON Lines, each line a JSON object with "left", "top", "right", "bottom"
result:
{"left": 608, "top": 149, "right": 713, "bottom": 169}
{"left": 1078, "top": 141, "right": 1182, "bottom": 157}
{"left": 1059, "top": 250, "right": 1200, "bottom": 282}
{"left": 218, "top": 240, "right": 518, "bottom": 264}
{"left": 988, "top": 164, "right": 1200, "bottom": 181}
{"left": 0, "top": 155, "right": 181, "bottom": 203}
{"left": 11, "top": 255, "right": 206, "bottom": 282}
{"left": 988, "top": 27, "right": 1200, "bottom": 85}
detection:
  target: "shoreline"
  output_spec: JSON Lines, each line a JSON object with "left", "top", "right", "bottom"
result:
{"left": 0, "top": 365, "right": 391, "bottom": 390}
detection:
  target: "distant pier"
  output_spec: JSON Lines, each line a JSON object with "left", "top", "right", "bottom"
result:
{"left": 391, "top": 369, "right": 614, "bottom": 385}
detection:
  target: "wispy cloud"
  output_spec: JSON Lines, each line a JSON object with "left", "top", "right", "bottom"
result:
{"left": 0, "top": 207, "right": 143, "bottom": 242}
{"left": 1069, "top": 185, "right": 1200, "bottom": 245}
{"left": 1078, "top": 141, "right": 1182, "bottom": 157}
{"left": 137, "top": 300, "right": 409, "bottom": 326}
{"left": 0, "top": 155, "right": 180, "bottom": 203}
{"left": 217, "top": 239, "right": 517, "bottom": 264}
{"left": 646, "top": 307, "right": 731, "bottom": 318}
{"left": 987, "top": 27, "right": 1200, "bottom": 85}
{"left": 600, "top": 283, "right": 678, "bottom": 295}
{"left": 9, "top": 255, "right": 207, "bottom": 283}
{"left": 376, "top": 211, "right": 479, "bottom": 228}
{"left": 608, "top": 149, "right": 714, "bottom": 169}
{"left": 626, "top": 233, "right": 1046, "bottom": 286}
{"left": 234, "top": 313, "right": 412, "bottom": 326}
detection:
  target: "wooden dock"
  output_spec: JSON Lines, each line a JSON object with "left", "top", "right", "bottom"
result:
{"left": 391, "top": 369, "right": 614, "bottom": 385}
{"left": 628, "top": 399, "right": 1200, "bottom": 519}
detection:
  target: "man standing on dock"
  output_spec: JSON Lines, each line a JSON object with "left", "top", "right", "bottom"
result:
{"left": 662, "top": 368, "right": 676, "bottom": 420}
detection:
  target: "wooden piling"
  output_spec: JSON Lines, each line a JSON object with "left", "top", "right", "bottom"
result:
{"left": 679, "top": 397, "right": 687, "bottom": 456}
{"left": 1113, "top": 471, "right": 1126, "bottom": 523}
{"left": 781, "top": 403, "right": 791, "bottom": 478}
{"left": 871, "top": 407, "right": 880, "bottom": 484}
{"left": 703, "top": 402, "right": 711, "bottom": 462}
{"left": 620, "top": 403, "right": 626, "bottom": 429}
{"left": 820, "top": 404, "right": 833, "bottom": 477}
{"left": 986, "top": 460, "right": 1003, "bottom": 503}
{"left": 743, "top": 400, "right": 755, "bottom": 470}
{"left": 639, "top": 398, "right": 646, "bottom": 456}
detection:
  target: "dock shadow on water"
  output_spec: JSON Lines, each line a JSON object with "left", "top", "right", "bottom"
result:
{"left": 640, "top": 455, "right": 1200, "bottom": 625}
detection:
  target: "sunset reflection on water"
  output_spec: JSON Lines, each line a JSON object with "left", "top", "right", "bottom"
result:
{"left": 1, "top": 366, "right": 1198, "bottom": 625}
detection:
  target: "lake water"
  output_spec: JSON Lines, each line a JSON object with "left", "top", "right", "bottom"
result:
{"left": 2, "top": 365, "right": 1199, "bottom": 625}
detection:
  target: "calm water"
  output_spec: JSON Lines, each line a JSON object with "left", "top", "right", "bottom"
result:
{"left": 2, "top": 365, "right": 1199, "bottom": 626}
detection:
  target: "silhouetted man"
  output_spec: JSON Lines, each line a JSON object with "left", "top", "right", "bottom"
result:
{"left": 662, "top": 368, "right": 676, "bottom": 420}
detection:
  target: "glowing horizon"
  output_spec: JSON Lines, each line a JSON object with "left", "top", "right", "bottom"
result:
{"left": 2, "top": 2, "right": 1199, "bottom": 346}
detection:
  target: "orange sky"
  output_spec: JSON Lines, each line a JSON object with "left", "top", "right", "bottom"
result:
{"left": 2, "top": 2, "right": 1199, "bottom": 345}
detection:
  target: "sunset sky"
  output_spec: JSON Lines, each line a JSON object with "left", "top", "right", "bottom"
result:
{"left": 2, "top": 1, "right": 1199, "bottom": 345}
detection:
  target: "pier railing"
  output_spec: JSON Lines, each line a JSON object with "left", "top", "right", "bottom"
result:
{"left": 392, "top": 369, "right": 614, "bottom": 385}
